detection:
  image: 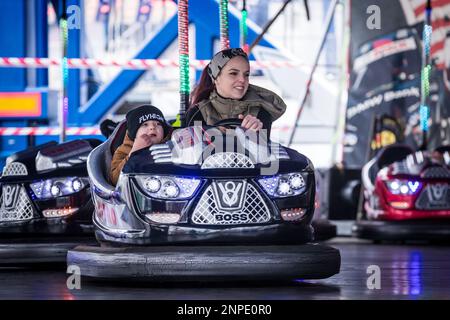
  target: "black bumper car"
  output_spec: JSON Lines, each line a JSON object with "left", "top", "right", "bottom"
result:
{"left": 0, "top": 139, "right": 100, "bottom": 264}
{"left": 68, "top": 120, "right": 340, "bottom": 281}
{"left": 311, "top": 170, "right": 337, "bottom": 241}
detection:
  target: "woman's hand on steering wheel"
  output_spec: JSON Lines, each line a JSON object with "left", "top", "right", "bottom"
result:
{"left": 238, "top": 114, "right": 263, "bottom": 131}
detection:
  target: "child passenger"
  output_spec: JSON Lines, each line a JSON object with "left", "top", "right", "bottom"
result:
{"left": 109, "top": 105, "right": 171, "bottom": 185}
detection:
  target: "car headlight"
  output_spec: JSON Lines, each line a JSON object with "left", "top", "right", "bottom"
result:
{"left": 30, "top": 177, "right": 89, "bottom": 200}
{"left": 257, "top": 173, "right": 307, "bottom": 198}
{"left": 135, "top": 175, "right": 201, "bottom": 199}
{"left": 385, "top": 179, "right": 422, "bottom": 195}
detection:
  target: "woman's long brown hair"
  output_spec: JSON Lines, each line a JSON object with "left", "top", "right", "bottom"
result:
{"left": 189, "top": 66, "right": 215, "bottom": 108}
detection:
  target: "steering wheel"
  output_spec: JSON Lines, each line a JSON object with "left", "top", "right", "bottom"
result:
{"left": 213, "top": 118, "right": 243, "bottom": 128}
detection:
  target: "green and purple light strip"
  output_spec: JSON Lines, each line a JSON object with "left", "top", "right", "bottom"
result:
{"left": 220, "top": 0, "right": 230, "bottom": 50}
{"left": 240, "top": 0, "right": 249, "bottom": 53}
{"left": 419, "top": 0, "right": 432, "bottom": 149}
{"left": 60, "top": 18, "right": 69, "bottom": 143}
{"left": 178, "top": 0, "right": 190, "bottom": 126}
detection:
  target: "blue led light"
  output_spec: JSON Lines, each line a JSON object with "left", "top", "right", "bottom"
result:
{"left": 136, "top": 175, "right": 201, "bottom": 199}
{"left": 258, "top": 173, "right": 306, "bottom": 198}
{"left": 420, "top": 105, "right": 429, "bottom": 131}
{"left": 386, "top": 180, "right": 422, "bottom": 195}
{"left": 30, "top": 177, "right": 87, "bottom": 199}
{"left": 407, "top": 181, "right": 421, "bottom": 193}
{"left": 423, "top": 25, "right": 432, "bottom": 56}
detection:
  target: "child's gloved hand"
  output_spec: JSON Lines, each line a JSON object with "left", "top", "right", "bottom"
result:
{"left": 130, "top": 133, "right": 153, "bottom": 155}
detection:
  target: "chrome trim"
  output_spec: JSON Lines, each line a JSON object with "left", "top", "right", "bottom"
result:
{"left": 150, "top": 144, "right": 171, "bottom": 151}
{"left": 36, "top": 140, "right": 93, "bottom": 172}
{"left": 269, "top": 142, "right": 290, "bottom": 160}
{"left": 362, "top": 157, "right": 377, "bottom": 193}
{"left": 87, "top": 143, "right": 115, "bottom": 199}
{"left": 151, "top": 149, "right": 172, "bottom": 156}
{"left": 154, "top": 158, "right": 172, "bottom": 163}
{"left": 93, "top": 216, "right": 147, "bottom": 239}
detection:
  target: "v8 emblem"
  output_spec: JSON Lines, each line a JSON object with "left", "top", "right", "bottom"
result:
{"left": 2, "top": 185, "right": 20, "bottom": 209}
{"left": 218, "top": 182, "right": 242, "bottom": 207}
{"left": 213, "top": 180, "right": 247, "bottom": 211}
{"left": 427, "top": 183, "right": 447, "bottom": 204}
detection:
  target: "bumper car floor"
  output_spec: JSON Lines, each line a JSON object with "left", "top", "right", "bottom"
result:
{"left": 0, "top": 237, "right": 96, "bottom": 265}
{"left": 0, "top": 237, "right": 449, "bottom": 299}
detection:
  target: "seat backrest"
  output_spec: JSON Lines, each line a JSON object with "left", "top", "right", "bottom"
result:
{"left": 434, "top": 145, "right": 450, "bottom": 155}
{"left": 99, "top": 119, "right": 119, "bottom": 138}
{"left": 376, "top": 144, "right": 414, "bottom": 169}
{"left": 363, "top": 144, "right": 414, "bottom": 189}
{"left": 87, "top": 141, "right": 114, "bottom": 196}
{"left": 110, "top": 120, "right": 127, "bottom": 155}
{"left": 86, "top": 120, "right": 127, "bottom": 195}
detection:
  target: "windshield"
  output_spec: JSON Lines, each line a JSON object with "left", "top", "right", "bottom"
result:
{"left": 170, "top": 125, "right": 273, "bottom": 164}
{"left": 171, "top": 126, "right": 213, "bottom": 150}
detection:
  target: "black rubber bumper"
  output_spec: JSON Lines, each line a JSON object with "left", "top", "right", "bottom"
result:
{"left": 95, "top": 222, "right": 314, "bottom": 246}
{"left": 0, "top": 237, "right": 96, "bottom": 265}
{"left": 67, "top": 243, "right": 341, "bottom": 282}
{"left": 312, "top": 219, "right": 337, "bottom": 241}
{"left": 353, "top": 219, "right": 450, "bottom": 241}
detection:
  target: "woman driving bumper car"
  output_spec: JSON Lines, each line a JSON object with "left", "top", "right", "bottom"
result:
{"left": 186, "top": 48, "right": 286, "bottom": 137}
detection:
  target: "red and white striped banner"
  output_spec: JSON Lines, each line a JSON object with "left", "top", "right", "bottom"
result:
{"left": 400, "top": 0, "right": 450, "bottom": 69}
{"left": 0, "top": 127, "right": 101, "bottom": 136}
{"left": 0, "top": 57, "right": 302, "bottom": 70}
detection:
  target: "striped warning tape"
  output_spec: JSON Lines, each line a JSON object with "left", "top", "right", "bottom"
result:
{"left": 0, "top": 127, "right": 101, "bottom": 136}
{"left": 0, "top": 57, "right": 301, "bottom": 70}
{"left": 0, "top": 126, "right": 293, "bottom": 136}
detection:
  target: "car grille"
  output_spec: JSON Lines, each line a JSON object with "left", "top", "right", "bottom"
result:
{"left": 0, "top": 185, "right": 34, "bottom": 222}
{"left": 415, "top": 183, "right": 450, "bottom": 210}
{"left": 422, "top": 166, "right": 450, "bottom": 179}
{"left": 2, "top": 162, "right": 28, "bottom": 177}
{"left": 191, "top": 180, "right": 271, "bottom": 225}
{"left": 201, "top": 152, "right": 255, "bottom": 169}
